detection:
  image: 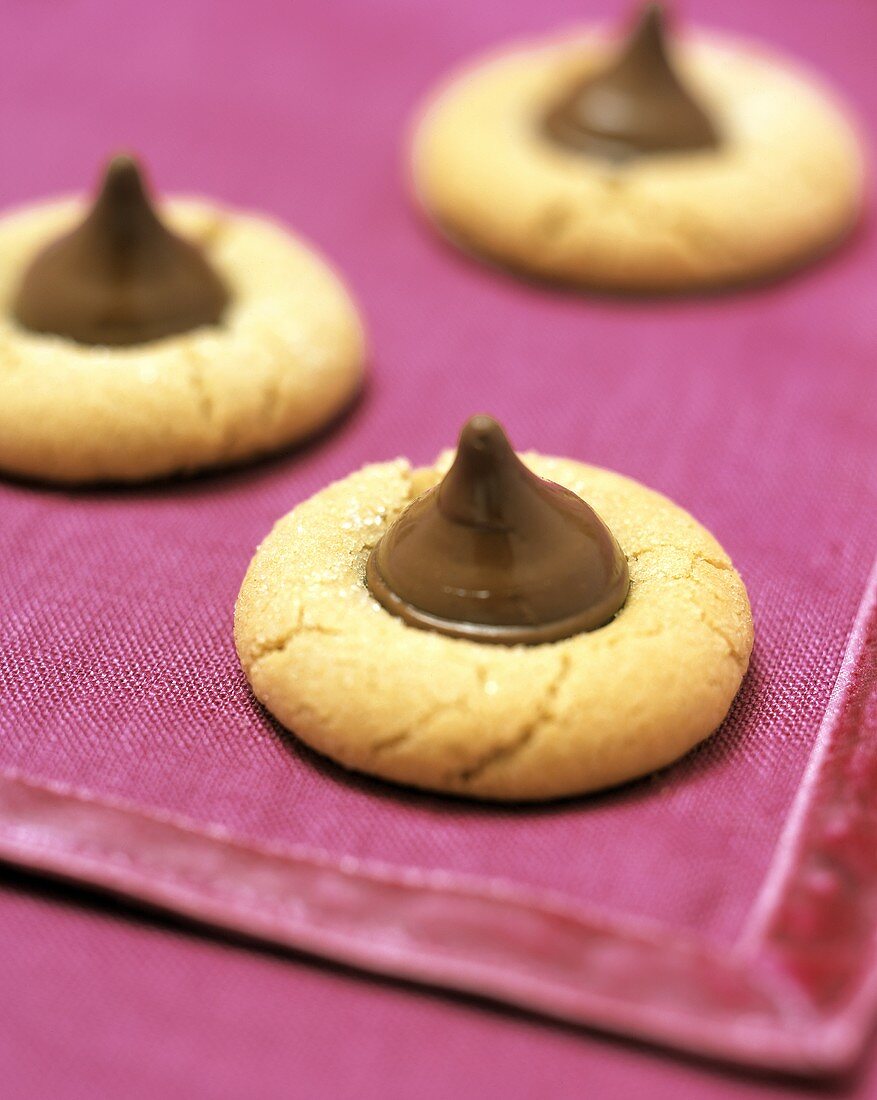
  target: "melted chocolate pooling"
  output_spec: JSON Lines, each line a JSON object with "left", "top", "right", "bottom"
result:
{"left": 366, "top": 416, "right": 630, "bottom": 644}
{"left": 12, "top": 154, "right": 230, "bottom": 346}
{"left": 544, "top": 4, "right": 719, "bottom": 160}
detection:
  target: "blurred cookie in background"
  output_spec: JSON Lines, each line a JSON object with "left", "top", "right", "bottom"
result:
{"left": 412, "top": 4, "right": 865, "bottom": 293}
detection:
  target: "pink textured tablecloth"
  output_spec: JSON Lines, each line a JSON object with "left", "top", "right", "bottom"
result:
{"left": 0, "top": 0, "right": 875, "bottom": 1095}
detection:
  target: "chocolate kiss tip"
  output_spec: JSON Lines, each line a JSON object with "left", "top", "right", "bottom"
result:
{"left": 641, "top": 2, "right": 665, "bottom": 29}
{"left": 101, "top": 153, "right": 146, "bottom": 190}
{"left": 106, "top": 151, "right": 140, "bottom": 176}
{"left": 628, "top": 2, "right": 669, "bottom": 56}
{"left": 439, "top": 415, "right": 528, "bottom": 530}
{"left": 92, "top": 153, "right": 156, "bottom": 218}
{"left": 366, "top": 416, "right": 630, "bottom": 645}
{"left": 543, "top": 0, "right": 719, "bottom": 159}
{"left": 455, "top": 415, "right": 515, "bottom": 474}
{"left": 462, "top": 413, "right": 503, "bottom": 441}
{"left": 11, "top": 153, "right": 230, "bottom": 347}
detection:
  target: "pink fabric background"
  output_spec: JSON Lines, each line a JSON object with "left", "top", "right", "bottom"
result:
{"left": 0, "top": 0, "right": 874, "bottom": 1095}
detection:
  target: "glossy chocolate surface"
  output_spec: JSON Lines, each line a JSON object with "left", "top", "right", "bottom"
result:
{"left": 544, "top": 4, "right": 719, "bottom": 160}
{"left": 367, "top": 416, "right": 630, "bottom": 644}
{"left": 12, "top": 154, "right": 230, "bottom": 346}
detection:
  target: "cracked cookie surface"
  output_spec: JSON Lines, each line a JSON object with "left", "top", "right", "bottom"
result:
{"left": 413, "top": 29, "right": 864, "bottom": 292}
{"left": 0, "top": 198, "right": 364, "bottom": 483}
{"left": 235, "top": 454, "right": 753, "bottom": 801}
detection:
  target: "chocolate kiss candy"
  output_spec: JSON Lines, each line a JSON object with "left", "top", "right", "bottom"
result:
{"left": 366, "top": 416, "right": 630, "bottom": 644}
{"left": 13, "top": 154, "right": 230, "bottom": 346}
{"left": 544, "top": 3, "right": 719, "bottom": 159}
